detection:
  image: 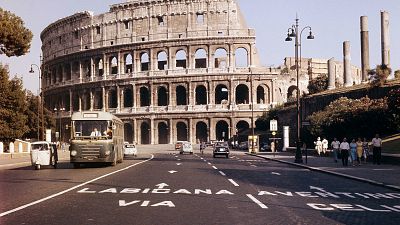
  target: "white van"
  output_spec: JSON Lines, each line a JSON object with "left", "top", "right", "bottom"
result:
{"left": 179, "top": 141, "right": 193, "bottom": 154}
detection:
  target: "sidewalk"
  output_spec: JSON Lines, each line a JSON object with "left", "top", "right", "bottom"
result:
{"left": 0, "top": 150, "right": 70, "bottom": 168}
{"left": 249, "top": 151, "right": 400, "bottom": 192}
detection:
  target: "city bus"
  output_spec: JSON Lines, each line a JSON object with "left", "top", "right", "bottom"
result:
{"left": 69, "top": 111, "right": 124, "bottom": 168}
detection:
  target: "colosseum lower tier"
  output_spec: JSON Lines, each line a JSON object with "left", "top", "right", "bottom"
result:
{"left": 41, "top": 0, "right": 284, "bottom": 144}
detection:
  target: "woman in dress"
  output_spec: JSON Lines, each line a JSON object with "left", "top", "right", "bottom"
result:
{"left": 356, "top": 138, "right": 363, "bottom": 165}
{"left": 349, "top": 139, "right": 357, "bottom": 166}
{"left": 362, "top": 138, "right": 370, "bottom": 163}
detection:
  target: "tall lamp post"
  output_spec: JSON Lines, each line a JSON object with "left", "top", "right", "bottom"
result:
{"left": 285, "top": 16, "right": 314, "bottom": 163}
{"left": 54, "top": 107, "right": 65, "bottom": 143}
{"left": 29, "top": 64, "right": 43, "bottom": 141}
{"left": 247, "top": 68, "right": 255, "bottom": 153}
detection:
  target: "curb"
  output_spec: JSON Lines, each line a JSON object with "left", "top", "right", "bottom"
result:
{"left": 247, "top": 153, "right": 400, "bottom": 192}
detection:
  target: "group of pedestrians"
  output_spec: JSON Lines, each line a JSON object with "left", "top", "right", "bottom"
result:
{"left": 316, "top": 134, "right": 383, "bottom": 167}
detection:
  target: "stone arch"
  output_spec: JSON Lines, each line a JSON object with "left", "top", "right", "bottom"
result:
{"left": 287, "top": 85, "right": 298, "bottom": 102}
{"left": 195, "top": 48, "right": 207, "bottom": 68}
{"left": 215, "top": 84, "right": 229, "bottom": 104}
{"left": 96, "top": 58, "right": 104, "bottom": 77}
{"left": 214, "top": 48, "right": 228, "bottom": 69}
{"left": 176, "top": 122, "right": 188, "bottom": 141}
{"left": 157, "top": 51, "right": 168, "bottom": 70}
{"left": 140, "top": 121, "right": 150, "bottom": 145}
{"left": 176, "top": 50, "right": 187, "bottom": 69}
{"left": 195, "top": 85, "right": 207, "bottom": 105}
{"left": 72, "top": 93, "right": 80, "bottom": 111}
{"left": 257, "top": 85, "right": 265, "bottom": 104}
{"left": 124, "top": 123, "right": 134, "bottom": 144}
{"left": 140, "top": 52, "right": 150, "bottom": 71}
{"left": 93, "top": 90, "right": 103, "bottom": 110}
{"left": 157, "top": 86, "right": 168, "bottom": 106}
{"left": 110, "top": 56, "right": 118, "bottom": 75}
{"left": 235, "top": 84, "right": 249, "bottom": 104}
{"left": 216, "top": 120, "right": 229, "bottom": 141}
{"left": 82, "top": 92, "right": 90, "bottom": 111}
{"left": 236, "top": 120, "right": 250, "bottom": 135}
{"left": 65, "top": 64, "right": 71, "bottom": 80}
{"left": 196, "top": 121, "right": 208, "bottom": 143}
{"left": 176, "top": 85, "right": 187, "bottom": 105}
{"left": 235, "top": 47, "right": 249, "bottom": 68}
{"left": 108, "top": 89, "right": 118, "bottom": 108}
{"left": 125, "top": 54, "right": 133, "bottom": 73}
{"left": 158, "top": 122, "right": 169, "bottom": 144}
{"left": 124, "top": 86, "right": 133, "bottom": 108}
{"left": 140, "top": 86, "right": 150, "bottom": 107}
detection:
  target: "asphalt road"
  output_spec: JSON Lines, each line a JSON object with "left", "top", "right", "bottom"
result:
{"left": 1, "top": 147, "right": 399, "bottom": 225}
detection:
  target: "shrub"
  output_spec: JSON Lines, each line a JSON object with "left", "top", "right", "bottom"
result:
{"left": 307, "top": 74, "right": 328, "bottom": 95}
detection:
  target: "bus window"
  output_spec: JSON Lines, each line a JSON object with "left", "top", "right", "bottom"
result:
{"left": 73, "top": 120, "right": 109, "bottom": 137}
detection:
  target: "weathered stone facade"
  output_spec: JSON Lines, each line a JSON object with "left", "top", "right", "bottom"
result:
{"left": 41, "top": 0, "right": 282, "bottom": 144}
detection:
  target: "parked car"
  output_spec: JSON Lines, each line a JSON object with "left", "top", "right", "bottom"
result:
{"left": 179, "top": 141, "right": 193, "bottom": 154}
{"left": 213, "top": 142, "right": 230, "bottom": 158}
{"left": 124, "top": 142, "right": 137, "bottom": 157}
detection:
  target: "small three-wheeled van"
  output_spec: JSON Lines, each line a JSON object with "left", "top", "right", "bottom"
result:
{"left": 179, "top": 141, "right": 193, "bottom": 154}
{"left": 30, "top": 141, "right": 58, "bottom": 170}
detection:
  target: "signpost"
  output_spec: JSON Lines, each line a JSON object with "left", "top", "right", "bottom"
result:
{"left": 270, "top": 120, "right": 278, "bottom": 157}
{"left": 248, "top": 135, "right": 259, "bottom": 154}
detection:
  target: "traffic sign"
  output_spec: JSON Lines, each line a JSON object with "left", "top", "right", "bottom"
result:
{"left": 270, "top": 120, "right": 278, "bottom": 131}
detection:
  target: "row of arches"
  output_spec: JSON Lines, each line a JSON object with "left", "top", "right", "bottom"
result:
{"left": 124, "top": 120, "right": 251, "bottom": 145}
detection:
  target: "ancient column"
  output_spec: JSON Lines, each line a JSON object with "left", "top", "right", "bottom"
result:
{"left": 327, "top": 58, "right": 336, "bottom": 90}
{"left": 343, "top": 41, "right": 352, "bottom": 87}
{"left": 360, "top": 16, "right": 370, "bottom": 83}
{"left": 381, "top": 11, "right": 390, "bottom": 67}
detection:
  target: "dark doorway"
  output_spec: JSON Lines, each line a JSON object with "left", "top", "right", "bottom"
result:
{"left": 216, "top": 121, "right": 229, "bottom": 141}
{"left": 177, "top": 122, "right": 188, "bottom": 141}
{"left": 140, "top": 122, "right": 150, "bottom": 144}
{"left": 158, "top": 122, "right": 169, "bottom": 144}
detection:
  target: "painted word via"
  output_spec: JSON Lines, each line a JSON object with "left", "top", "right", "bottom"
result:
{"left": 119, "top": 200, "right": 175, "bottom": 208}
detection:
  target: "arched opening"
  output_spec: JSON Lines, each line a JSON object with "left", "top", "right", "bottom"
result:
{"left": 195, "top": 48, "right": 207, "bottom": 68}
{"left": 72, "top": 93, "right": 79, "bottom": 112}
{"left": 287, "top": 85, "right": 298, "bottom": 103}
{"left": 57, "top": 66, "right": 62, "bottom": 82}
{"left": 125, "top": 54, "right": 133, "bottom": 73}
{"left": 83, "top": 92, "right": 90, "bottom": 111}
{"left": 110, "top": 57, "right": 118, "bottom": 75}
{"left": 97, "top": 59, "right": 104, "bottom": 76}
{"left": 157, "top": 51, "right": 168, "bottom": 70}
{"left": 195, "top": 85, "right": 207, "bottom": 105}
{"left": 176, "top": 50, "right": 187, "bottom": 69}
{"left": 235, "top": 84, "right": 249, "bottom": 104}
{"left": 235, "top": 47, "right": 249, "bottom": 68}
{"left": 124, "top": 123, "right": 134, "bottom": 144}
{"left": 214, "top": 48, "right": 228, "bottom": 69}
{"left": 93, "top": 90, "right": 103, "bottom": 110}
{"left": 141, "top": 52, "right": 150, "bottom": 71}
{"left": 124, "top": 87, "right": 133, "bottom": 108}
{"left": 176, "top": 86, "right": 187, "bottom": 105}
{"left": 177, "top": 122, "right": 188, "bottom": 141}
{"left": 216, "top": 121, "right": 229, "bottom": 141}
{"left": 158, "top": 86, "right": 168, "bottom": 106}
{"left": 158, "top": 122, "right": 169, "bottom": 144}
{"left": 236, "top": 120, "right": 250, "bottom": 142}
{"left": 257, "top": 86, "right": 265, "bottom": 104}
{"left": 215, "top": 84, "right": 229, "bottom": 104}
{"left": 108, "top": 89, "right": 118, "bottom": 109}
{"left": 140, "top": 87, "right": 150, "bottom": 107}
{"left": 196, "top": 122, "right": 208, "bottom": 143}
{"left": 65, "top": 64, "right": 71, "bottom": 80}
{"left": 140, "top": 122, "right": 150, "bottom": 144}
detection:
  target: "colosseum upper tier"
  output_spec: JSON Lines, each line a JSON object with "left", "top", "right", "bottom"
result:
{"left": 41, "top": 0, "right": 282, "bottom": 144}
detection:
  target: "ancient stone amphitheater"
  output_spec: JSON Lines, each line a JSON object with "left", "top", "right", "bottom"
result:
{"left": 41, "top": 0, "right": 281, "bottom": 144}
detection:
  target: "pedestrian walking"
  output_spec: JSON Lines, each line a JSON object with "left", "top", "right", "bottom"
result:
{"left": 372, "top": 134, "right": 382, "bottom": 165}
{"left": 356, "top": 138, "right": 363, "bottom": 165}
{"left": 340, "top": 138, "right": 350, "bottom": 166}
{"left": 322, "top": 138, "right": 328, "bottom": 155}
{"left": 314, "top": 137, "right": 322, "bottom": 156}
{"left": 349, "top": 139, "right": 357, "bottom": 166}
{"left": 331, "top": 138, "right": 340, "bottom": 163}
{"left": 362, "top": 138, "right": 370, "bottom": 163}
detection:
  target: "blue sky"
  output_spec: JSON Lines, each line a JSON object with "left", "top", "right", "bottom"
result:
{"left": 0, "top": 0, "right": 399, "bottom": 93}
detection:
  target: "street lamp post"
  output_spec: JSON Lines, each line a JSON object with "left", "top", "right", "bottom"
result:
{"left": 285, "top": 15, "right": 314, "bottom": 163}
{"left": 247, "top": 68, "right": 255, "bottom": 153}
{"left": 29, "top": 64, "right": 43, "bottom": 141}
{"left": 54, "top": 107, "right": 65, "bottom": 143}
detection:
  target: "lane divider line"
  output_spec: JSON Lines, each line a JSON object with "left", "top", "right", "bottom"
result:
{"left": 219, "top": 171, "right": 226, "bottom": 176}
{"left": 246, "top": 194, "right": 268, "bottom": 209}
{"left": 0, "top": 154, "right": 154, "bottom": 217}
{"left": 212, "top": 166, "right": 218, "bottom": 170}
{"left": 228, "top": 179, "right": 239, "bottom": 187}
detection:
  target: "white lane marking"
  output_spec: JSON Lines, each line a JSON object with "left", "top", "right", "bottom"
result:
{"left": 212, "top": 166, "right": 218, "bottom": 170}
{"left": 177, "top": 159, "right": 181, "bottom": 161}
{"left": 373, "top": 169, "right": 394, "bottom": 171}
{"left": 200, "top": 158, "right": 204, "bottom": 160}
{"left": 207, "top": 162, "right": 211, "bottom": 165}
{"left": 271, "top": 172, "right": 281, "bottom": 176}
{"left": 168, "top": 170, "right": 178, "bottom": 174}
{"left": 246, "top": 194, "right": 268, "bottom": 209}
{"left": 251, "top": 165, "right": 257, "bottom": 168}
{"left": 219, "top": 171, "right": 226, "bottom": 176}
{"left": 228, "top": 179, "right": 239, "bottom": 187}
{"left": 0, "top": 154, "right": 155, "bottom": 217}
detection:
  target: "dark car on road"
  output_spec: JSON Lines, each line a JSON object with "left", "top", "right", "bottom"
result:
{"left": 213, "top": 142, "right": 230, "bottom": 158}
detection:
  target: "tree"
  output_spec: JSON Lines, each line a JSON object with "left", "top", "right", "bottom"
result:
{"left": 368, "top": 64, "right": 392, "bottom": 87}
{"left": 387, "top": 88, "right": 400, "bottom": 131}
{"left": 0, "top": 8, "right": 33, "bottom": 57}
{"left": 307, "top": 74, "right": 328, "bottom": 95}
{"left": 0, "top": 64, "right": 28, "bottom": 143}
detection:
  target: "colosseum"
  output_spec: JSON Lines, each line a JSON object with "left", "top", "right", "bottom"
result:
{"left": 40, "top": 0, "right": 319, "bottom": 145}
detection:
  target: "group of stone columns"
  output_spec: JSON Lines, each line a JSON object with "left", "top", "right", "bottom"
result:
{"left": 328, "top": 11, "right": 391, "bottom": 90}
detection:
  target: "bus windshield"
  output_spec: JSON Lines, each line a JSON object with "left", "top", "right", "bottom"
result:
{"left": 73, "top": 120, "right": 112, "bottom": 138}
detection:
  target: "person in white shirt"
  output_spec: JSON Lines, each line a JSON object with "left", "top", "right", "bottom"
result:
{"left": 322, "top": 138, "right": 328, "bottom": 155}
{"left": 314, "top": 137, "right": 323, "bottom": 156}
{"left": 331, "top": 138, "right": 340, "bottom": 163}
{"left": 371, "top": 134, "right": 382, "bottom": 165}
{"left": 90, "top": 128, "right": 101, "bottom": 137}
{"left": 339, "top": 138, "right": 350, "bottom": 166}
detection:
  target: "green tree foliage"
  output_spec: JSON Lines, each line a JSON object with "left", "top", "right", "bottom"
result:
{"left": 368, "top": 64, "right": 392, "bottom": 87}
{"left": 387, "top": 88, "right": 400, "bottom": 131}
{"left": 0, "top": 8, "right": 33, "bottom": 57}
{"left": 307, "top": 97, "right": 391, "bottom": 140}
{"left": 0, "top": 64, "right": 28, "bottom": 143}
{"left": 307, "top": 74, "right": 328, "bottom": 95}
